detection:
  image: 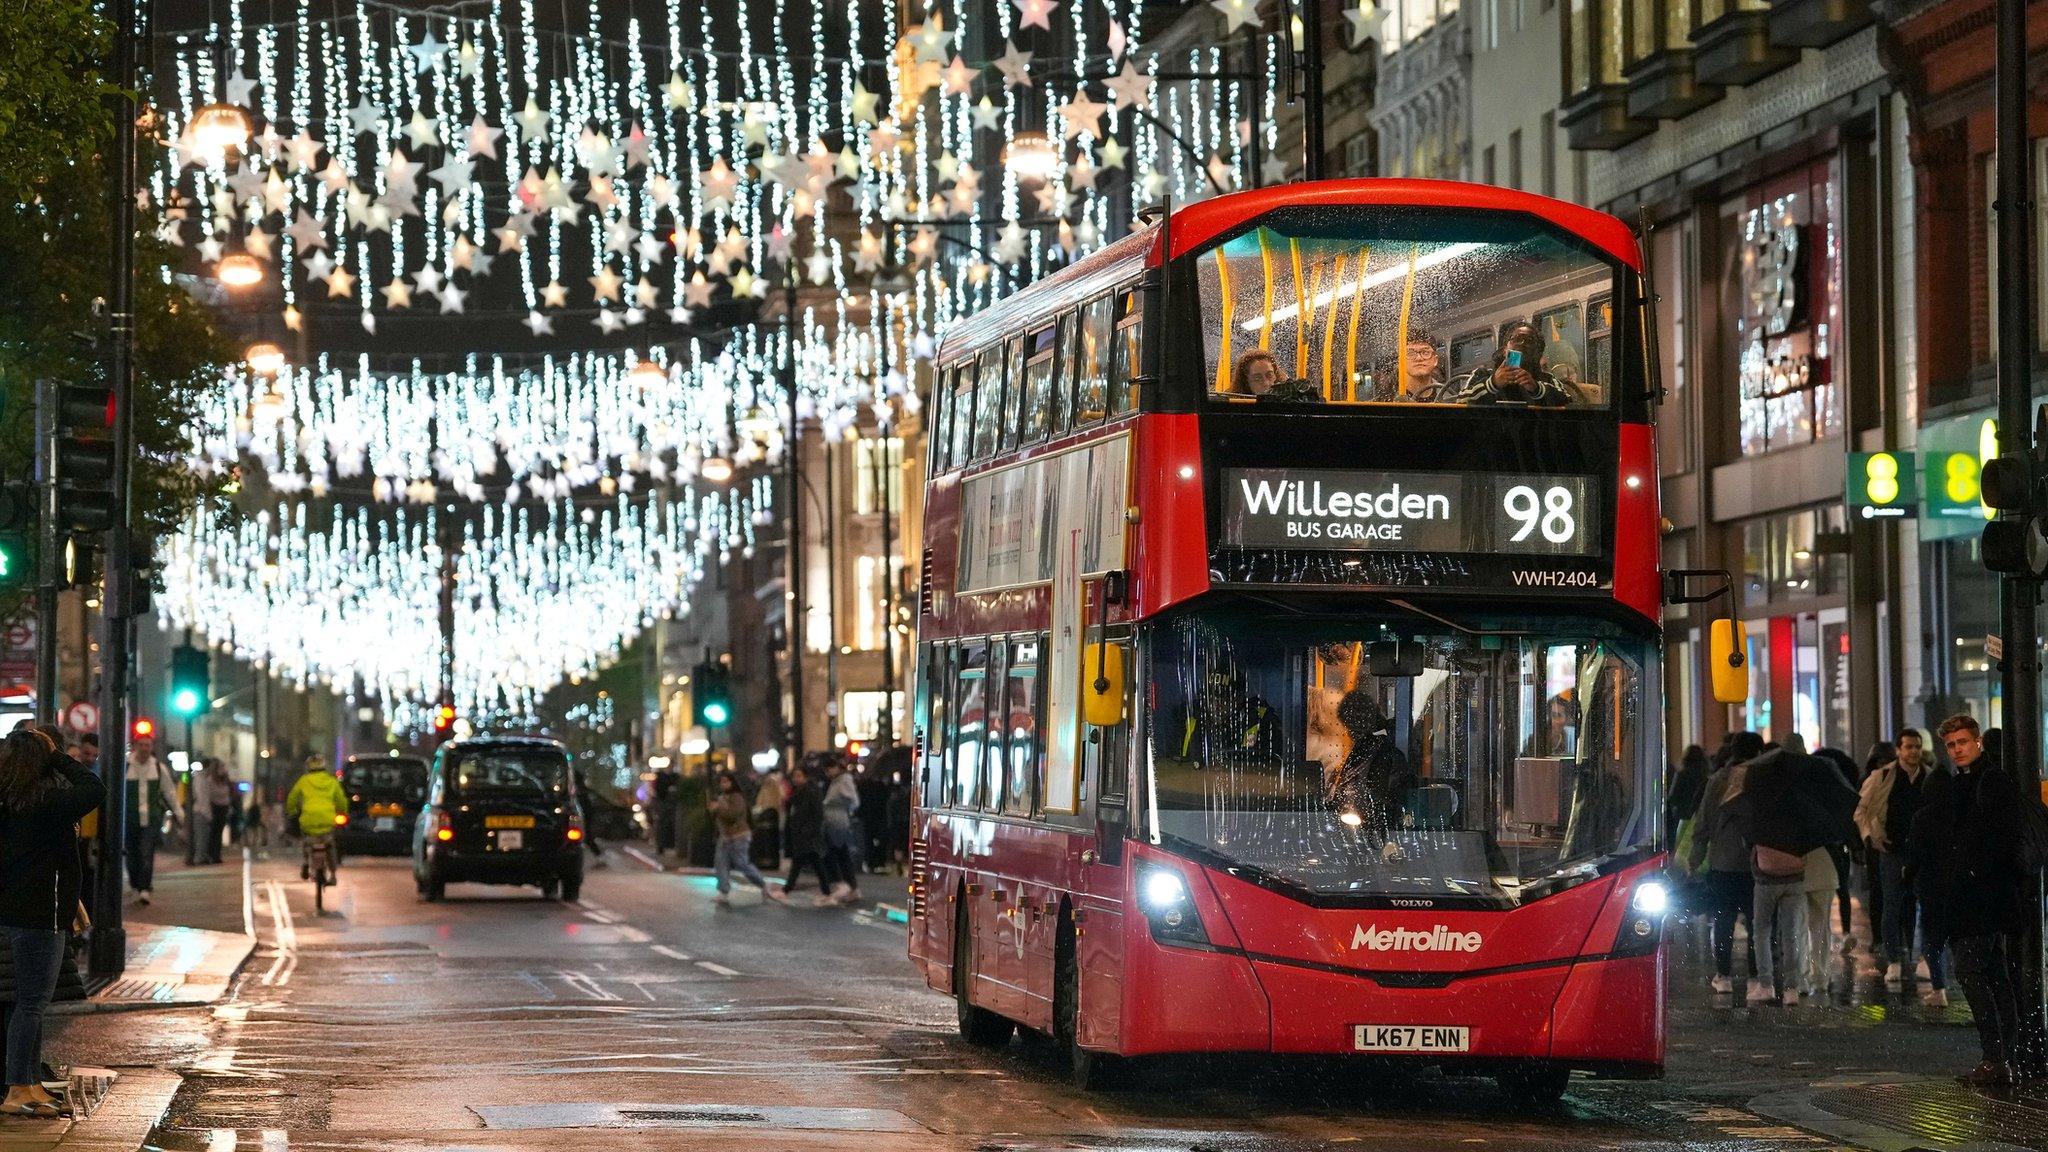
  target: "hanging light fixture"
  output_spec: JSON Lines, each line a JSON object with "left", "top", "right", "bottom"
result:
{"left": 627, "top": 357, "right": 667, "bottom": 389}
{"left": 700, "top": 455, "right": 735, "bottom": 483}
{"left": 188, "top": 102, "right": 253, "bottom": 164}
{"left": 215, "top": 252, "right": 264, "bottom": 288}
{"left": 245, "top": 341, "right": 286, "bottom": 376}
{"left": 1003, "top": 131, "right": 1059, "bottom": 184}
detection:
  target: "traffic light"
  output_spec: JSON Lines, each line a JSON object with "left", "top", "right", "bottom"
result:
{"left": 0, "top": 532, "right": 25, "bottom": 589}
{"left": 168, "top": 644, "right": 210, "bottom": 718}
{"left": 431, "top": 702, "right": 457, "bottom": 742}
{"left": 1981, "top": 410, "right": 2048, "bottom": 576}
{"left": 693, "top": 660, "right": 732, "bottom": 728}
{"left": 50, "top": 384, "right": 116, "bottom": 533}
{"left": 132, "top": 717, "right": 155, "bottom": 739}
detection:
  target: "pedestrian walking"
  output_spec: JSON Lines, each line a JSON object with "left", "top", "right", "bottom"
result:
{"left": 0, "top": 728, "right": 105, "bottom": 1118}
{"left": 1913, "top": 714, "right": 2027, "bottom": 1086}
{"left": 750, "top": 765, "right": 787, "bottom": 871}
{"left": 203, "top": 759, "right": 235, "bottom": 864}
{"left": 1798, "top": 841, "right": 1839, "bottom": 1001}
{"left": 1733, "top": 737, "right": 1856, "bottom": 1006}
{"left": 123, "top": 734, "right": 179, "bottom": 905}
{"left": 572, "top": 769, "right": 608, "bottom": 869}
{"left": 1685, "top": 730, "right": 1764, "bottom": 994}
{"left": 1859, "top": 740, "right": 1895, "bottom": 954}
{"left": 1665, "top": 744, "right": 1710, "bottom": 858}
{"left": 1855, "top": 728, "right": 1949, "bottom": 1000}
{"left": 780, "top": 764, "right": 827, "bottom": 895}
{"left": 709, "top": 772, "right": 788, "bottom": 907}
{"left": 820, "top": 756, "right": 862, "bottom": 907}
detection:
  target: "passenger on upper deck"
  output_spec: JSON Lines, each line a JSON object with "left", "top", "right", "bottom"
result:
{"left": 1226, "top": 349, "right": 1323, "bottom": 404}
{"left": 1451, "top": 322, "right": 1579, "bottom": 407}
{"left": 1384, "top": 330, "right": 1449, "bottom": 402}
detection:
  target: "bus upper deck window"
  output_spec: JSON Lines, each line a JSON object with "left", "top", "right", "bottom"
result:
{"left": 972, "top": 347, "right": 1003, "bottom": 461}
{"left": 1000, "top": 336, "right": 1028, "bottom": 451}
{"left": 1076, "top": 296, "right": 1114, "bottom": 424}
{"left": 1196, "top": 218, "right": 1615, "bottom": 408}
{"left": 1050, "top": 311, "right": 1078, "bottom": 437}
{"left": 951, "top": 360, "right": 978, "bottom": 468}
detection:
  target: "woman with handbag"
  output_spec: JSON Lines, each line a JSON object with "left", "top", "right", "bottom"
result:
{"left": 0, "top": 728, "right": 105, "bottom": 1118}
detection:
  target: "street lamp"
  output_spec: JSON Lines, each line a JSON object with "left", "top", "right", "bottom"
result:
{"left": 1003, "top": 130, "right": 1060, "bottom": 184}
{"left": 627, "top": 357, "right": 667, "bottom": 389}
{"left": 187, "top": 102, "right": 252, "bottom": 165}
{"left": 245, "top": 341, "right": 285, "bottom": 376}
{"left": 215, "top": 252, "right": 264, "bottom": 288}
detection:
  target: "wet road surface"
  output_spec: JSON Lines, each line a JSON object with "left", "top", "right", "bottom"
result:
{"left": 39, "top": 852, "right": 1979, "bottom": 1150}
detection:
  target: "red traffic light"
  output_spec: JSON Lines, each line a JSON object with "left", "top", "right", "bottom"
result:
{"left": 133, "top": 718, "right": 155, "bottom": 738}
{"left": 433, "top": 704, "right": 456, "bottom": 732}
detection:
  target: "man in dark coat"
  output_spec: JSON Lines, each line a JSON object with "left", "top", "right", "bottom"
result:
{"left": 780, "top": 764, "right": 828, "bottom": 895}
{"left": 1913, "top": 714, "right": 2027, "bottom": 1087}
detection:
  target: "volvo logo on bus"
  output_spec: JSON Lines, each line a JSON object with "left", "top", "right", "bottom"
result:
{"left": 1353, "top": 923, "right": 1484, "bottom": 953}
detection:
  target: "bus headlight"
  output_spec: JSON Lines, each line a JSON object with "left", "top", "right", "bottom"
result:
{"left": 1137, "top": 863, "right": 1209, "bottom": 946}
{"left": 1613, "top": 875, "right": 1672, "bottom": 957}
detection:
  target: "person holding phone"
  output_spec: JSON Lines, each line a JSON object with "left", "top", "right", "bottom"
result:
{"left": 0, "top": 728, "right": 105, "bottom": 1117}
{"left": 1452, "top": 323, "right": 1577, "bottom": 406}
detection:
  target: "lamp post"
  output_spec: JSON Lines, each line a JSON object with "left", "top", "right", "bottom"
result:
{"left": 781, "top": 270, "right": 806, "bottom": 767}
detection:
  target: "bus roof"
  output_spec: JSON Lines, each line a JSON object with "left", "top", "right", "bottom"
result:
{"left": 936, "top": 179, "right": 1640, "bottom": 366}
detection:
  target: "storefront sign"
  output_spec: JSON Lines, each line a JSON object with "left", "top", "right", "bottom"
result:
{"left": 1924, "top": 450, "right": 1989, "bottom": 520}
{"left": 1846, "top": 452, "right": 1915, "bottom": 519}
{"left": 1219, "top": 468, "right": 1598, "bottom": 556}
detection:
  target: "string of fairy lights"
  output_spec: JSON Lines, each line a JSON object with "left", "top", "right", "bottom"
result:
{"left": 150, "top": 0, "right": 1383, "bottom": 717}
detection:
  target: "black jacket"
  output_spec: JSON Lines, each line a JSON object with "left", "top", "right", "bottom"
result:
{"left": 0, "top": 750, "right": 106, "bottom": 932}
{"left": 1909, "top": 759, "right": 2026, "bottom": 941}
{"left": 1733, "top": 749, "right": 1858, "bottom": 856}
{"left": 784, "top": 780, "right": 824, "bottom": 856}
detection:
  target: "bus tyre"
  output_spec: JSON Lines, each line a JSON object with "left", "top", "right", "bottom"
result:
{"left": 423, "top": 871, "right": 445, "bottom": 902}
{"left": 1497, "top": 1063, "right": 1570, "bottom": 1106}
{"left": 1055, "top": 921, "right": 1122, "bottom": 1089}
{"left": 541, "top": 877, "right": 561, "bottom": 901}
{"left": 561, "top": 877, "right": 582, "bottom": 903}
{"left": 953, "top": 901, "right": 1014, "bottom": 1048}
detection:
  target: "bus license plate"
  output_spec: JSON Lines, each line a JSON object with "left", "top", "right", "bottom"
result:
{"left": 497, "top": 830, "right": 524, "bottom": 851}
{"left": 1353, "top": 1024, "right": 1470, "bottom": 1053}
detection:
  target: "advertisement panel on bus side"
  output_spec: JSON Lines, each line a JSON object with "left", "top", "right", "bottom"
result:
{"left": 957, "top": 436, "right": 1130, "bottom": 594}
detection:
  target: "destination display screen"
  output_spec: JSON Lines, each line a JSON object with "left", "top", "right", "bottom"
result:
{"left": 1220, "top": 468, "right": 1600, "bottom": 557}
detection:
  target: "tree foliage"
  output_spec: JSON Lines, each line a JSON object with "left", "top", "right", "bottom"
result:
{"left": 0, "top": 0, "right": 234, "bottom": 622}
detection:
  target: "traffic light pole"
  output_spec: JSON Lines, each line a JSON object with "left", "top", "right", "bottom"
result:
{"left": 33, "top": 379, "right": 60, "bottom": 728}
{"left": 90, "top": 0, "right": 139, "bottom": 981}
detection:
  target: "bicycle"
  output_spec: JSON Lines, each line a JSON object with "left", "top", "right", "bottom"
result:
{"left": 304, "top": 821, "right": 342, "bottom": 912}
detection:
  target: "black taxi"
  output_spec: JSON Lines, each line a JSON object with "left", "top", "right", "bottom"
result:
{"left": 413, "top": 736, "right": 586, "bottom": 902}
{"left": 338, "top": 755, "right": 429, "bottom": 856}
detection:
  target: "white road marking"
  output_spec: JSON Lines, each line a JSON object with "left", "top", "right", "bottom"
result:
{"left": 262, "top": 1130, "right": 290, "bottom": 1151}
{"left": 650, "top": 945, "right": 693, "bottom": 961}
{"left": 581, "top": 909, "right": 618, "bottom": 923}
{"left": 695, "top": 960, "right": 740, "bottom": 977}
{"left": 260, "top": 879, "right": 298, "bottom": 986}
{"left": 241, "top": 848, "right": 256, "bottom": 939}
{"left": 557, "top": 970, "right": 621, "bottom": 1001}
{"left": 207, "top": 1129, "right": 238, "bottom": 1151}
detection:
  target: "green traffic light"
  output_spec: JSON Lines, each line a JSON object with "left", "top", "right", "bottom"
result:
{"left": 0, "top": 532, "right": 27, "bottom": 589}
{"left": 702, "top": 700, "right": 730, "bottom": 726}
{"left": 172, "top": 687, "right": 202, "bottom": 716}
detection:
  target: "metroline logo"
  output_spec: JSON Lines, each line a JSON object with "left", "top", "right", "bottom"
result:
{"left": 1353, "top": 923, "right": 1484, "bottom": 953}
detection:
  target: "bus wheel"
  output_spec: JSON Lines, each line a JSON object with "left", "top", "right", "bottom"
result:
{"left": 1055, "top": 917, "right": 1122, "bottom": 1089}
{"left": 953, "top": 901, "right": 1014, "bottom": 1048}
{"left": 1497, "top": 1063, "right": 1570, "bottom": 1107}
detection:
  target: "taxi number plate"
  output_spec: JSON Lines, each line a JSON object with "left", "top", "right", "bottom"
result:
{"left": 373, "top": 817, "right": 396, "bottom": 832}
{"left": 497, "top": 830, "right": 524, "bottom": 851}
{"left": 1353, "top": 1024, "right": 1470, "bottom": 1053}
{"left": 484, "top": 815, "right": 536, "bottom": 829}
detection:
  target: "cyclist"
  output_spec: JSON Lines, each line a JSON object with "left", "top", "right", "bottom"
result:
{"left": 284, "top": 755, "right": 348, "bottom": 882}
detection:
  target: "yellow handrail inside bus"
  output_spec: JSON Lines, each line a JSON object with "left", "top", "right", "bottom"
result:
{"left": 1345, "top": 246, "right": 1370, "bottom": 401}
{"left": 1258, "top": 229, "right": 1275, "bottom": 352}
{"left": 1289, "top": 236, "right": 1310, "bottom": 378}
{"left": 1396, "top": 245, "right": 1419, "bottom": 395}
{"left": 1212, "top": 248, "right": 1234, "bottom": 392}
{"left": 1320, "top": 252, "right": 1348, "bottom": 400}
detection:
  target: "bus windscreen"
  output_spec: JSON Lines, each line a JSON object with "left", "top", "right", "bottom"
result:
{"left": 1196, "top": 209, "right": 1619, "bottom": 409}
{"left": 1147, "top": 612, "right": 1653, "bottom": 902}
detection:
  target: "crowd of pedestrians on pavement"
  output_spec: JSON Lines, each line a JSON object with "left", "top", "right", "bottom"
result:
{"left": 691, "top": 746, "right": 914, "bottom": 910}
{"left": 1669, "top": 713, "right": 2045, "bottom": 1087}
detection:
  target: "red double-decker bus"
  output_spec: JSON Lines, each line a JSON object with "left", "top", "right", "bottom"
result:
{"left": 909, "top": 180, "right": 1677, "bottom": 1100}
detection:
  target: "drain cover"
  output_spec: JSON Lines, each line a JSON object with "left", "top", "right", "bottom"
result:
{"left": 472, "top": 1102, "right": 923, "bottom": 1132}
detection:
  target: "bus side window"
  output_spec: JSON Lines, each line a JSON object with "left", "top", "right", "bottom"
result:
{"left": 929, "top": 366, "right": 954, "bottom": 474}
{"left": 923, "top": 643, "right": 953, "bottom": 810}
{"left": 983, "top": 639, "right": 1010, "bottom": 812}
{"left": 971, "top": 348, "right": 1002, "bottom": 461}
{"left": 1076, "top": 296, "right": 1114, "bottom": 425}
{"left": 1111, "top": 290, "right": 1142, "bottom": 416}
{"left": 1050, "top": 312, "right": 1077, "bottom": 437}
{"left": 999, "top": 336, "right": 1028, "bottom": 453}
{"left": 953, "top": 642, "right": 989, "bottom": 808}
{"left": 1003, "top": 636, "right": 1040, "bottom": 818}
{"left": 950, "top": 359, "right": 976, "bottom": 470}
{"left": 1022, "top": 326, "right": 1056, "bottom": 446}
